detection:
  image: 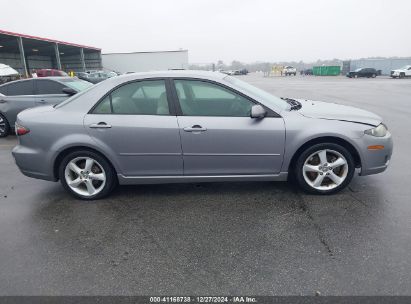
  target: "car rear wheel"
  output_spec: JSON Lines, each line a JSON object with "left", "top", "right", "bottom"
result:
{"left": 59, "top": 150, "right": 117, "bottom": 200}
{"left": 0, "top": 113, "right": 10, "bottom": 138}
{"left": 294, "top": 143, "right": 355, "bottom": 194}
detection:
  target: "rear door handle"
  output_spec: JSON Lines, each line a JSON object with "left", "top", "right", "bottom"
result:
{"left": 183, "top": 125, "right": 207, "bottom": 132}
{"left": 89, "top": 122, "right": 112, "bottom": 129}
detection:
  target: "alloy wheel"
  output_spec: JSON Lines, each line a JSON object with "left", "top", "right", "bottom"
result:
{"left": 302, "top": 149, "right": 349, "bottom": 191}
{"left": 0, "top": 116, "right": 5, "bottom": 136}
{"left": 64, "top": 157, "right": 106, "bottom": 197}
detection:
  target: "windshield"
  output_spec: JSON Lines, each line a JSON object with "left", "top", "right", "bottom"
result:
{"left": 54, "top": 80, "right": 94, "bottom": 108}
{"left": 58, "top": 78, "right": 93, "bottom": 91}
{"left": 355, "top": 68, "right": 363, "bottom": 72}
{"left": 224, "top": 76, "right": 289, "bottom": 110}
{"left": 399, "top": 66, "right": 410, "bottom": 70}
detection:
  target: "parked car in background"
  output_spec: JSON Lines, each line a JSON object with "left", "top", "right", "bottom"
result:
{"left": 12, "top": 71, "right": 392, "bottom": 200}
{"left": 219, "top": 70, "right": 233, "bottom": 75}
{"left": 346, "top": 68, "right": 377, "bottom": 78}
{"left": 36, "top": 69, "right": 68, "bottom": 77}
{"left": 390, "top": 65, "right": 411, "bottom": 78}
{"left": 0, "top": 77, "right": 92, "bottom": 137}
{"left": 302, "top": 69, "right": 313, "bottom": 75}
{"left": 239, "top": 68, "right": 249, "bottom": 75}
{"left": 229, "top": 69, "right": 249, "bottom": 76}
{"left": 81, "top": 71, "right": 117, "bottom": 84}
{"left": 75, "top": 72, "right": 89, "bottom": 81}
{"left": 283, "top": 66, "right": 297, "bottom": 76}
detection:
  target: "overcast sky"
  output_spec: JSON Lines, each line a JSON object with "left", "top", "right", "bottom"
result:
{"left": 1, "top": 0, "right": 410, "bottom": 63}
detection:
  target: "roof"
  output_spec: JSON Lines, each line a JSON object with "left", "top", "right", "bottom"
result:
{"left": 0, "top": 29, "right": 100, "bottom": 51}
{"left": 115, "top": 70, "right": 227, "bottom": 82}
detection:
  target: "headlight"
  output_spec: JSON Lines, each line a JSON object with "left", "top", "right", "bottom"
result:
{"left": 364, "top": 123, "right": 388, "bottom": 137}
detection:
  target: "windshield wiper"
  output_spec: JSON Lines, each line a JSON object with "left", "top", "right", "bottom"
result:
{"left": 281, "top": 97, "right": 302, "bottom": 110}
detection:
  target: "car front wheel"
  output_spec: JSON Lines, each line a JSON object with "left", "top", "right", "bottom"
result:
{"left": 59, "top": 150, "right": 117, "bottom": 200}
{"left": 294, "top": 143, "right": 355, "bottom": 194}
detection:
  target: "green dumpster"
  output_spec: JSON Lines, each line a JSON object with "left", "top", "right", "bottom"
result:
{"left": 312, "top": 66, "right": 341, "bottom": 76}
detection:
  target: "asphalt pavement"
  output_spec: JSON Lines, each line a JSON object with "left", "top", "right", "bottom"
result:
{"left": 0, "top": 74, "right": 410, "bottom": 295}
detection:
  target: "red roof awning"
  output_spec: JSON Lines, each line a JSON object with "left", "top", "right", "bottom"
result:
{"left": 0, "top": 29, "right": 101, "bottom": 51}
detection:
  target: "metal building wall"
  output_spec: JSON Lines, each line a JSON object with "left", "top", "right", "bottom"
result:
{"left": 102, "top": 50, "right": 189, "bottom": 73}
{"left": 0, "top": 30, "right": 102, "bottom": 76}
{"left": 84, "top": 52, "right": 102, "bottom": 71}
{"left": 60, "top": 51, "right": 102, "bottom": 72}
{"left": 26, "top": 54, "right": 53, "bottom": 72}
{"left": 350, "top": 58, "right": 411, "bottom": 75}
{"left": 60, "top": 53, "right": 82, "bottom": 71}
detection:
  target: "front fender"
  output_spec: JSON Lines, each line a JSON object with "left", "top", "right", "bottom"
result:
{"left": 281, "top": 113, "right": 367, "bottom": 172}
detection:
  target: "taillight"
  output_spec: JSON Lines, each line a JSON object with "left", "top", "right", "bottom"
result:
{"left": 15, "top": 123, "right": 30, "bottom": 136}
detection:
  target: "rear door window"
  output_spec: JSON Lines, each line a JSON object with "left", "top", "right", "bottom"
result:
{"left": 6, "top": 80, "right": 35, "bottom": 96}
{"left": 92, "top": 80, "right": 169, "bottom": 115}
{"left": 36, "top": 79, "right": 65, "bottom": 95}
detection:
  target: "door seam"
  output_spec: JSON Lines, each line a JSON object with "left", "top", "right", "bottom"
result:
{"left": 175, "top": 116, "right": 185, "bottom": 175}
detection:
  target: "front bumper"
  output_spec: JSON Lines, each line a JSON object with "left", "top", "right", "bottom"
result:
{"left": 357, "top": 132, "right": 393, "bottom": 176}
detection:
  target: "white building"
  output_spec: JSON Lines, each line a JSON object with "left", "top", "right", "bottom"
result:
{"left": 102, "top": 50, "right": 188, "bottom": 73}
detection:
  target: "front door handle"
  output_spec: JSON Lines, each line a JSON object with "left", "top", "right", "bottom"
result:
{"left": 183, "top": 125, "right": 207, "bottom": 132}
{"left": 89, "top": 122, "right": 112, "bottom": 129}
{"left": 35, "top": 100, "right": 47, "bottom": 104}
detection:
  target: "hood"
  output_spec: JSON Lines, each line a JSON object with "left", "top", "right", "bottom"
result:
{"left": 295, "top": 99, "right": 382, "bottom": 126}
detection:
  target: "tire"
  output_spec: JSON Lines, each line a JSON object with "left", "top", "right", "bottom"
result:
{"left": 0, "top": 113, "right": 10, "bottom": 138}
{"left": 293, "top": 143, "right": 355, "bottom": 195}
{"left": 399, "top": 73, "right": 405, "bottom": 79}
{"left": 354, "top": 74, "right": 358, "bottom": 78}
{"left": 58, "top": 150, "right": 117, "bottom": 200}
{"left": 372, "top": 74, "right": 376, "bottom": 78}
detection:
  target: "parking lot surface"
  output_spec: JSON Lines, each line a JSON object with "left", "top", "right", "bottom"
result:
{"left": 0, "top": 75, "right": 410, "bottom": 295}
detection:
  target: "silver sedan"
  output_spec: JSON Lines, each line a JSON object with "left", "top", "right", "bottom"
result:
{"left": 12, "top": 71, "right": 393, "bottom": 200}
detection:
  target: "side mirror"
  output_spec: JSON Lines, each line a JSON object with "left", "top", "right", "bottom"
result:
{"left": 62, "top": 87, "right": 77, "bottom": 96}
{"left": 250, "top": 104, "right": 267, "bottom": 119}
